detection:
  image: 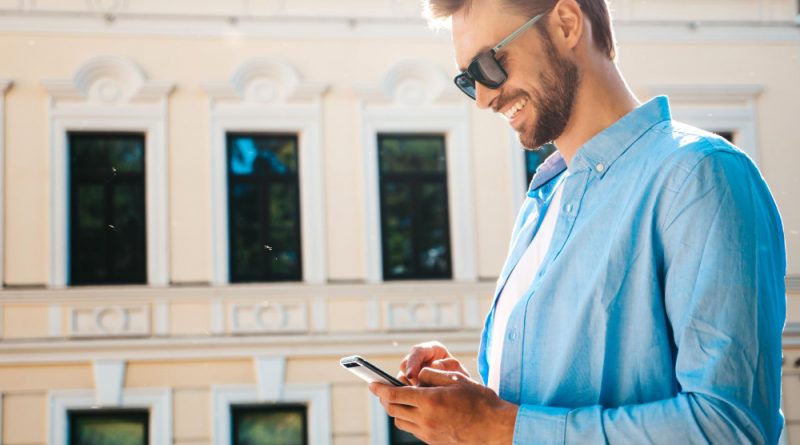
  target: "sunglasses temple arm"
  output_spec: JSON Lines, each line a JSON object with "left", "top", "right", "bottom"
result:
{"left": 493, "top": 12, "right": 545, "bottom": 52}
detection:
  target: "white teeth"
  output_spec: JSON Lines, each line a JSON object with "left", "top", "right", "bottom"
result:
{"left": 503, "top": 98, "right": 527, "bottom": 120}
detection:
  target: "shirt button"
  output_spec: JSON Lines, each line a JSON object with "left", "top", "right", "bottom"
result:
{"left": 507, "top": 329, "right": 518, "bottom": 342}
{"left": 563, "top": 203, "right": 573, "bottom": 213}
{"left": 596, "top": 163, "right": 605, "bottom": 173}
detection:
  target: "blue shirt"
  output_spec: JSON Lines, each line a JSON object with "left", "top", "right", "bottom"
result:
{"left": 478, "top": 96, "right": 786, "bottom": 444}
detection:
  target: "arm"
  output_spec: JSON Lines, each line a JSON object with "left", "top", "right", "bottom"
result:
{"left": 372, "top": 149, "right": 785, "bottom": 445}
{"left": 514, "top": 150, "right": 786, "bottom": 444}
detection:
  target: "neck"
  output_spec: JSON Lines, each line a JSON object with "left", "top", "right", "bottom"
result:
{"left": 554, "top": 60, "right": 640, "bottom": 166}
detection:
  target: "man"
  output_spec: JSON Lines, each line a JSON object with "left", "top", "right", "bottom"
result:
{"left": 368, "top": 0, "right": 787, "bottom": 443}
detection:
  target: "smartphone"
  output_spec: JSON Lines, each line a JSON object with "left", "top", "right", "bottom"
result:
{"left": 340, "top": 355, "right": 406, "bottom": 387}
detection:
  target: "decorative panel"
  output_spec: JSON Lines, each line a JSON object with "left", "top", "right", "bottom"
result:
{"left": 228, "top": 301, "right": 309, "bottom": 334}
{"left": 68, "top": 304, "right": 150, "bottom": 338}
{"left": 382, "top": 299, "right": 461, "bottom": 331}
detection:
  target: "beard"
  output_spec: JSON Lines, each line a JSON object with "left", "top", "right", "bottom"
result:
{"left": 510, "top": 32, "right": 581, "bottom": 151}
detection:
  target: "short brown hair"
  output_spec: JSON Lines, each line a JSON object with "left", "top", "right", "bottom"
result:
{"left": 424, "top": 0, "right": 616, "bottom": 60}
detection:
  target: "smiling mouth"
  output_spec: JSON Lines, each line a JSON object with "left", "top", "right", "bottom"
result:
{"left": 502, "top": 97, "right": 528, "bottom": 120}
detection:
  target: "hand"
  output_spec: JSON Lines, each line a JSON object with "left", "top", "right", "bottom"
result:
{"left": 399, "top": 341, "right": 471, "bottom": 386}
{"left": 370, "top": 368, "right": 518, "bottom": 445}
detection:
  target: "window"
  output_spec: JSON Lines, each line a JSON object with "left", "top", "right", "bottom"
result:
{"left": 717, "top": 131, "right": 734, "bottom": 143}
{"left": 231, "top": 404, "right": 307, "bottom": 445}
{"left": 388, "top": 417, "right": 425, "bottom": 445}
{"left": 69, "top": 132, "right": 147, "bottom": 285}
{"left": 378, "top": 134, "right": 452, "bottom": 280}
{"left": 68, "top": 409, "right": 148, "bottom": 445}
{"left": 523, "top": 144, "right": 557, "bottom": 188}
{"left": 227, "top": 133, "right": 302, "bottom": 282}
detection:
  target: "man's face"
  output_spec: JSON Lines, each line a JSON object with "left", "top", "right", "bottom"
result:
{"left": 452, "top": 0, "right": 580, "bottom": 150}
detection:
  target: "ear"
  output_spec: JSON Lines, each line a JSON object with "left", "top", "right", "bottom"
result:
{"left": 551, "top": 0, "right": 584, "bottom": 51}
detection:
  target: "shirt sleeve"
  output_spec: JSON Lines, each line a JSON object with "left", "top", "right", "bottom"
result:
{"left": 512, "top": 148, "right": 786, "bottom": 444}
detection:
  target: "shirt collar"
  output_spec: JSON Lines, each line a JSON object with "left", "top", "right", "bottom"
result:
{"left": 568, "top": 96, "right": 672, "bottom": 176}
{"left": 527, "top": 145, "right": 567, "bottom": 195}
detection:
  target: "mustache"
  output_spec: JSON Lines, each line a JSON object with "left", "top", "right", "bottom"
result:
{"left": 492, "top": 90, "right": 530, "bottom": 113}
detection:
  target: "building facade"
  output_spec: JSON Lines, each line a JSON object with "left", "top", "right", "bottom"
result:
{"left": 0, "top": 0, "right": 798, "bottom": 443}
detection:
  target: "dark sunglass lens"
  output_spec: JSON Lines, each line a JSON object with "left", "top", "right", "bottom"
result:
{"left": 473, "top": 53, "right": 507, "bottom": 87}
{"left": 454, "top": 74, "right": 476, "bottom": 99}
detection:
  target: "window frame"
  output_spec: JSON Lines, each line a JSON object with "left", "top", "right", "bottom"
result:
{"left": 44, "top": 56, "right": 172, "bottom": 288}
{"left": 230, "top": 403, "right": 308, "bottom": 445}
{"left": 206, "top": 58, "right": 328, "bottom": 286}
{"left": 68, "top": 408, "right": 150, "bottom": 445}
{"left": 48, "top": 387, "right": 171, "bottom": 445}
{"left": 377, "top": 133, "right": 453, "bottom": 280}
{"left": 211, "top": 381, "right": 331, "bottom": 445}
{"left": 0, "top": 79, "right": 9, "bottom": 287}
{"left": 67, "top": 131, "right": 148, "bottom": 286}
{"left": 225, "top": 132, "right": 303, "bottom": 283}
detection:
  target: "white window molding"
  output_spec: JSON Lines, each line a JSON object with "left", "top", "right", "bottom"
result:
{"left": 212, "top": 356, "right": 331, "bottom": 445}
{"left": 48, "top": 387, "right": 172, "bottom": 445}
{"left": 370, "top": 394, "right": 391, "bottom": 445}
{"left": 508, "top": 130, "right": 530, "bottom": 213}
{"left": 355, "top": 60, "right": 477, "bottom": 283}
{"left": 646, "top": 85, "right": 763, "bottom": 163}
{"left": 0, "top": 78, "right": 10, "bottom": 289}
{"left": 204, "top": 57, "right": 329, "bottom": 285}
{"left": 42, "top": 56, "right": 174, "bottom": 287}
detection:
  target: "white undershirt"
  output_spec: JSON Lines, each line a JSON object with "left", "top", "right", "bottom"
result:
{"left": 488, "top": 178, "right": 566, "bottom": 393}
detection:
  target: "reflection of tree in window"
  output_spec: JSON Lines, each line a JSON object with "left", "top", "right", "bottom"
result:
{"left": 69, "top": 133, "right": 146, "bottom": 285}
{"left": 378, "top": 134, "right": 452, "bottom": 280}
{"left": 231, "top": 404, "right": 307, "bottom": 445}
{"left": 69, "top": 409, "right": 148, "bottom": 445}
{"left": 227, "top": 133, "right": 301, "bottom": 282}
{"left": 524, "top": 144, "right": 557, "bottom": 189}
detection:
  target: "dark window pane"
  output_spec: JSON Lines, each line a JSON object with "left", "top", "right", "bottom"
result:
{"left": 69, "top": 132, "right": 146, "bottom": 285}
{"left": 227, "top": 133, "right": 302, "bottom": 282}
{"left": 524, "top": 144, "right": 557, "bottom": 188}
{"left": 379, "top": 134, "right": 452, "bottom": 280}
{"left": 232, "top": 405, "right": 307, "bottom": 445}
{"left": 389, "top": 416, "right": 426, "bottom": 445}
{"left": 379, "top": 135, "right": 447, "bottom": 174}
{"left": 69, "top": 409, "right": 148, "bottom": 445}
{"left": 717, "top": 131, "right": 734, "bottom": 143}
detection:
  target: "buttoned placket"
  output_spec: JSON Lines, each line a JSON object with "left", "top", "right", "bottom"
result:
{"left": 498, "top": 168, "right": 591, "bottom": 403}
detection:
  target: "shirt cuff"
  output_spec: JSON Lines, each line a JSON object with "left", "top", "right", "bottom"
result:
{"left": 513, "top": 404, "right": 570, "bottom": 445}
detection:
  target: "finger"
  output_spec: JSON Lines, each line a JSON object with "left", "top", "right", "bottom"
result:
{"left": 396, "top": 370, "right": 412, "bottom": 386}
{"left": 430, "top": 358, "right": 462, "bottom": 372}
{"left": 369, "top": 383, "right": 420, "bottom": 406}
{"left": 417, "top": 367, "right": 465, "bottom": 387}
{"left": 383, "top": 401, "right": 418, "bottom": 421}
{"left": 405, "top": 342, "right": 448, "bottom": 381}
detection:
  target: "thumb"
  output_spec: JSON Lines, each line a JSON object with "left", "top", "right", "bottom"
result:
{"left": 417, "top": 367, "right": 464, "bottom": 387}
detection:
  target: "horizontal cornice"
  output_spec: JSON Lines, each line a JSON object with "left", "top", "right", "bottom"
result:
{"left": 0, "top": 12, "right": 797, "bottom": 42}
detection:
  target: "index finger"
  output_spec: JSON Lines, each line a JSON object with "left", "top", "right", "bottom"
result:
{"left": 368, "top": 382, "right": 420, "bottom": 407}
{"left": 404, "top": 346, "right": 439, "bottom": 380}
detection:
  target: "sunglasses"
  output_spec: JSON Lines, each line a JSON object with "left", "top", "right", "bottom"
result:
{"left": 454, "top": 12, "right": 548, "bottom": 100}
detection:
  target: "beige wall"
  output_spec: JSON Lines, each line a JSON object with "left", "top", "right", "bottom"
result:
{"left": 0, "top": 0, "right": 798, "bottom": 443}
{"left": 1, "top": 33, "right": 799, "bottom": 284}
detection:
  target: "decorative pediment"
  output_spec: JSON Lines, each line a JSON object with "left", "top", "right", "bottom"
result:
{"left": 355, "top": 59, "right": 462, "bottom": 106}
{"left": 204, "top": 57, "right": 328, "bottom": 105}
{"left": 41, "top": 55, "right": 174, "bottom": 105}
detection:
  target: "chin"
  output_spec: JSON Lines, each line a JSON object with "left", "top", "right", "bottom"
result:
{"left": 516, "top": 124, "right": 545, "bottom": 150}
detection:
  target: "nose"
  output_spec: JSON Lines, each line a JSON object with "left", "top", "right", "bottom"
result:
{"left": 475, "top": 82, "right": 500, "bottom": 110}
